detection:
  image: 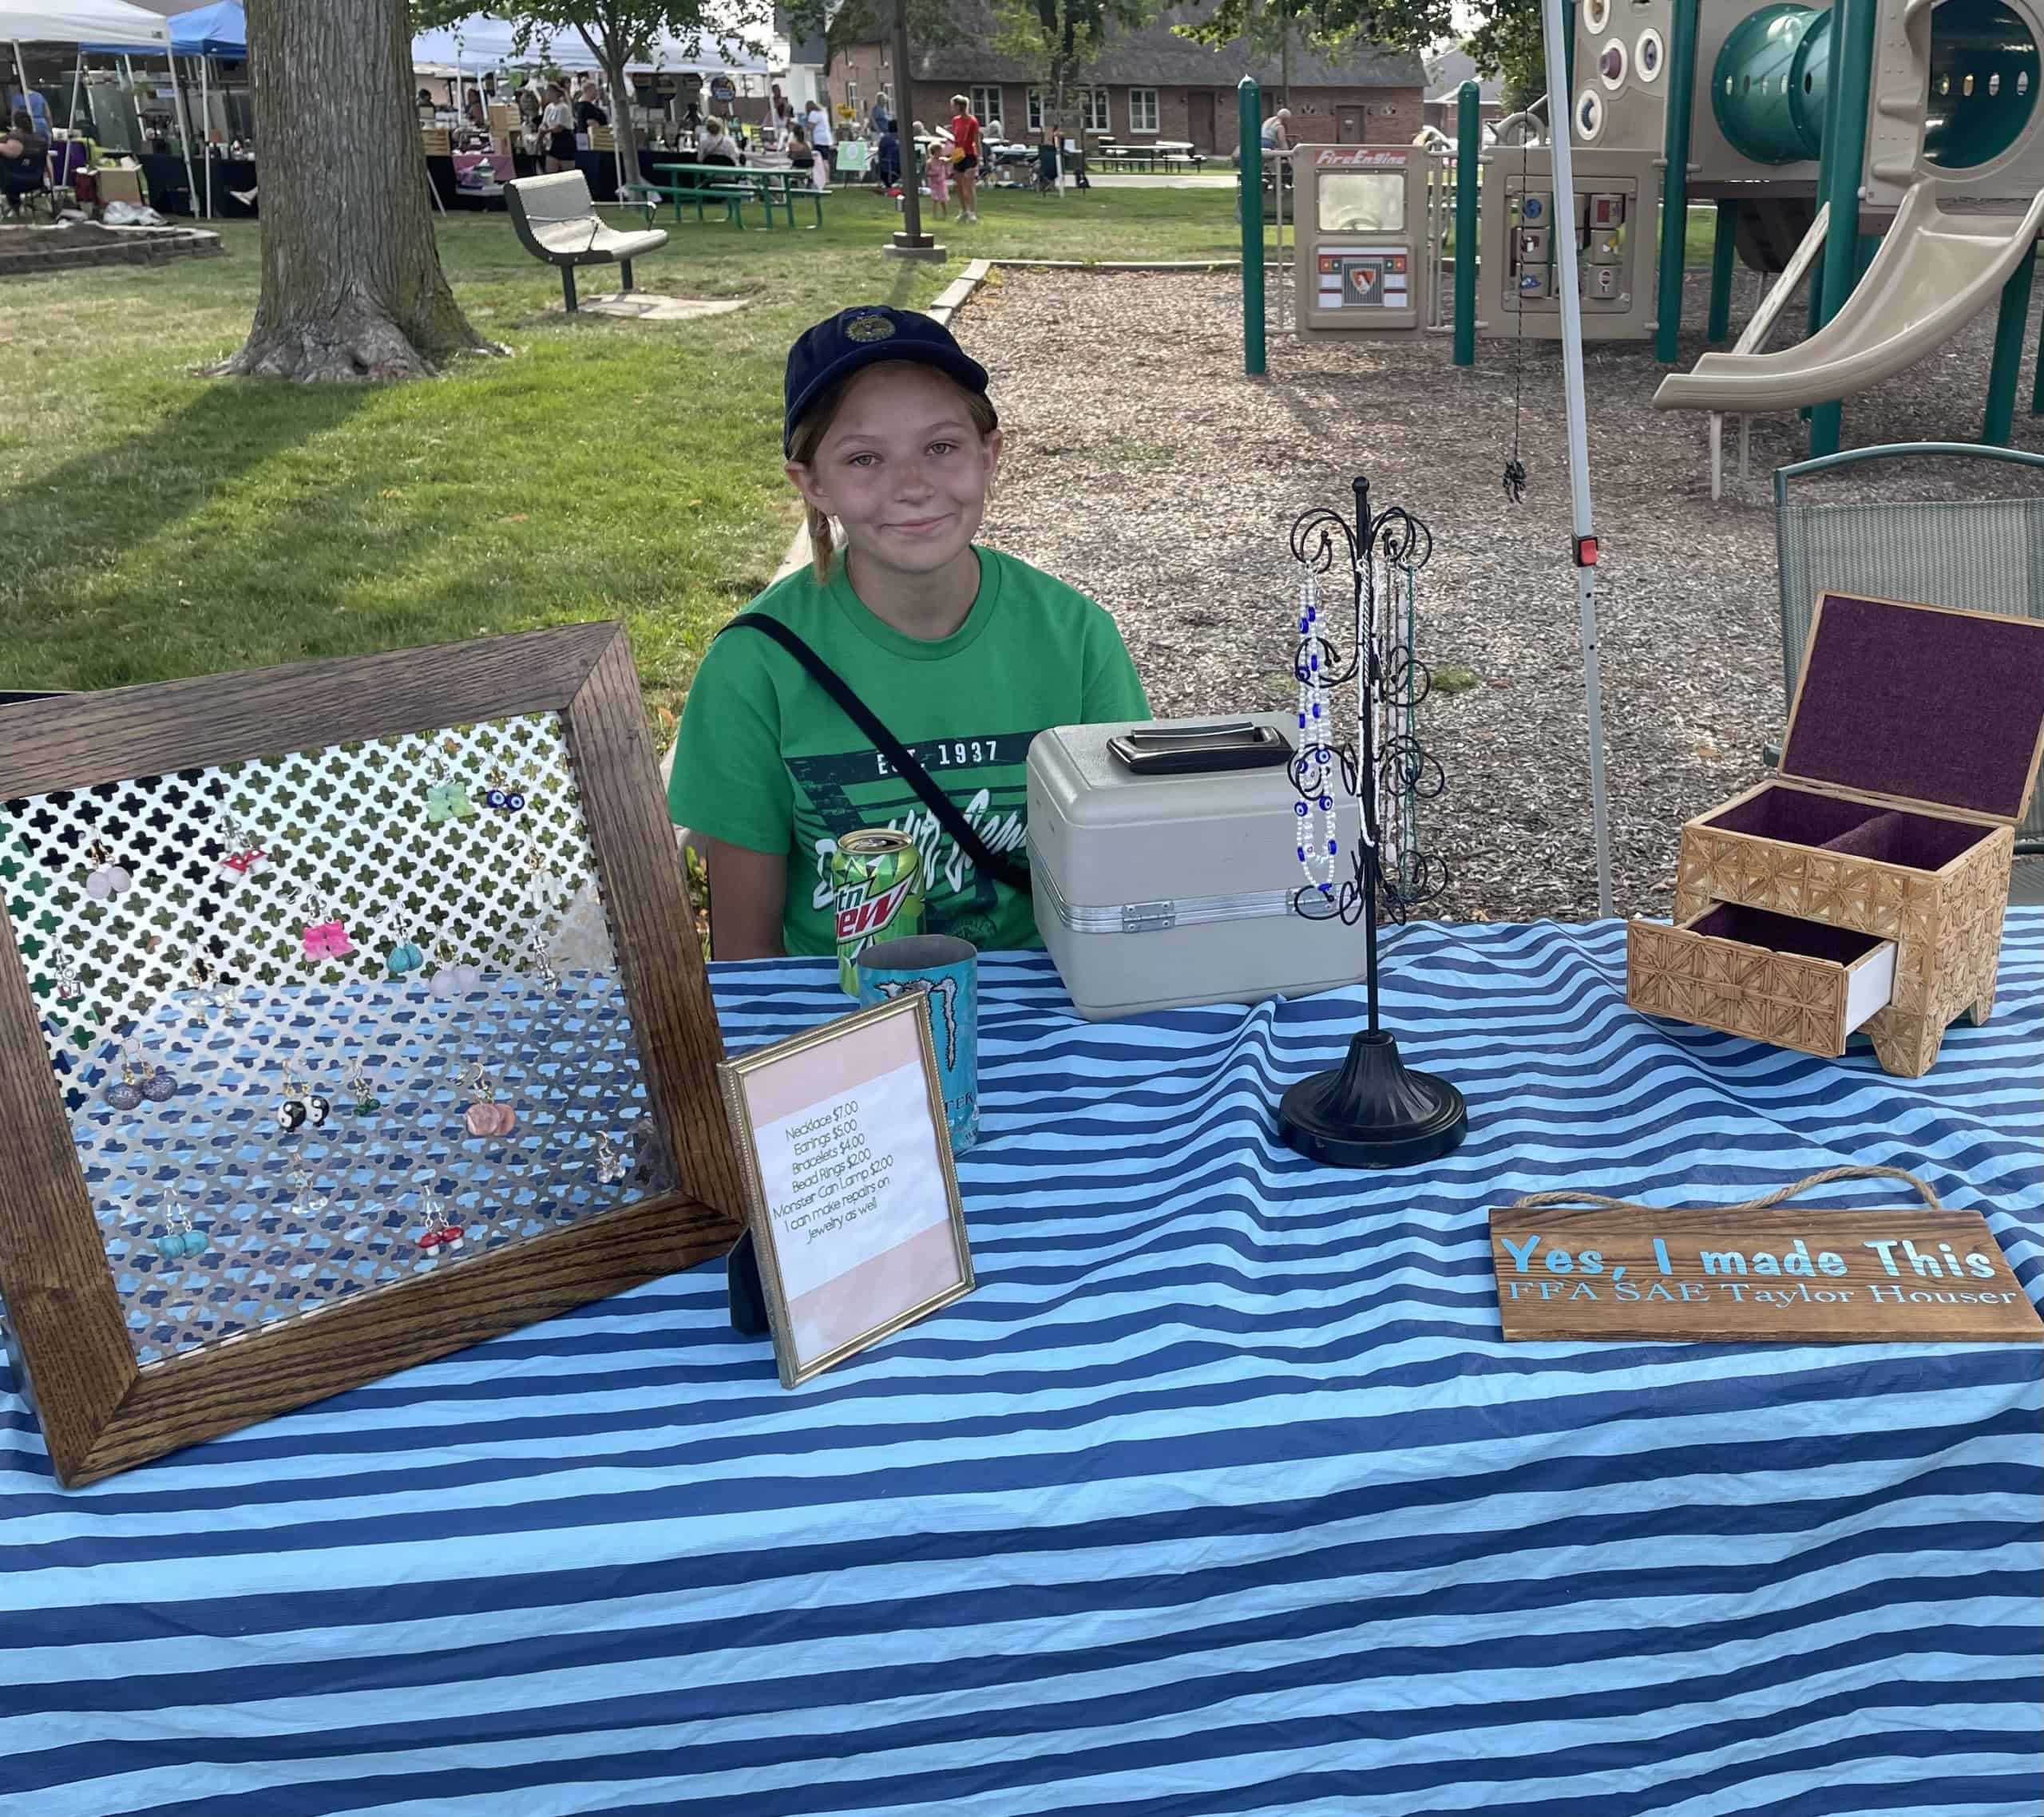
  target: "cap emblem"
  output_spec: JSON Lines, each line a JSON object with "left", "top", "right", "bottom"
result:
{"left": 846, "top": 312, "right": 897, "bottom": 343}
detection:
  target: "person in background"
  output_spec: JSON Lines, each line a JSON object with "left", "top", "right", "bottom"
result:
{"left": 868, "top": 89, "right": 891, "bottom": 139}
{"left": 696, "top": 114, "right": 739, "bottom": 167}
{"left": 876, "top": 118, "right": 900, "bottom": 190}
{"left": 464, "top": 92, "right": 489, "bottom": 131}
{"left": 575, "top": 76, "right": 608, "bottom": 132}
{"left": 784, "top": 124, "right": 814, "bottom": 182}
{"left": 541, "top": 82, "right": 576, "bottom": 172}
{"left": 804, "top": 97, "right": 834, "bottom": 176}
{"left": 921, "top": 121, "right": 951, "bottom": 218}
{"left": 0, "top": 108, "right": 48, "bottom": 219}
{"left": 416, "top": 87, "right": 436, "bottom": 117}
{"left": 946, "top": 93, "right": 980, "bottom": 223}
{"left": 8, "top": 85, "right": 50, "bottom": 142}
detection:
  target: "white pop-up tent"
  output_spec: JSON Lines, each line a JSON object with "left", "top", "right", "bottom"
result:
{"left": 3, "top": 0, "right": 198, "bottom": 221}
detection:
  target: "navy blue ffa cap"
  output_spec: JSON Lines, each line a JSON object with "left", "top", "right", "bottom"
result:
{"left": 783, "top": 306, "right": 994, "bottom": 453}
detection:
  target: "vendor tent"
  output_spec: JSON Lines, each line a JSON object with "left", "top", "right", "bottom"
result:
{"left": 168, "top": 2, "right": 242, "bottom": 58}
{"left": 0, "top": 2, "right": 168, "bottom": 46}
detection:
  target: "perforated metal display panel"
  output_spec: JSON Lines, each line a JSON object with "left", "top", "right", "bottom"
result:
{"left": 0, "top": 714, "right": 674, "bottom": 1367}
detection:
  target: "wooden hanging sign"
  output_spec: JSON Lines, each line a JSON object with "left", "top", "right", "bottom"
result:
{"left": 1489, "top": 1205, "right": 2042, "bottom": 1344}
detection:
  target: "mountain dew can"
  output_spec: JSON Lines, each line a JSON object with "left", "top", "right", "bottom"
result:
{"left": 832, "top": 829, "right": 924, "bottom": 994}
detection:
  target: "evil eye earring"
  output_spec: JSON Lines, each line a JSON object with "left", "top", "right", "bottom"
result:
{"left": 485, "top": 767, "right": 528, "bottom": 815}
{"left": 84, "top": 841, "right": 134, "bottom": 900}
{"left": 459, "top": 1062, "right": 517, "bottom": 1138}
{"left": 593, "top": 1133, "right": 628, "bottom": 1185}
{"left": 152, "top": 1201, "right": 208, "bottom": 1261}
{"left": 346, "top": 1062, "right": 381, "bottom": 1117}
{"left": 424, "top": 755, "right": 477, "bottom": 823}
{"left": 416, "top": 1189, "right": 466, "bottom": 1255}
{"left": 428, "top": 938, "right": 483, "bottom": 1000}
{"left": 277, "top": 1066, "right": 330, "bottom": 1131}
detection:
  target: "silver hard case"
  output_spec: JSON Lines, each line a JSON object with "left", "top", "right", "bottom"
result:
{"left": 1026, "top": 713, "right": 1365, "bottom": 1021}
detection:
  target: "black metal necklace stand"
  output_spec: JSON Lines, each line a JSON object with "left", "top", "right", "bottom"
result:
{"left": 1277, "top": 477, "right": 1468, "bottom": 1170}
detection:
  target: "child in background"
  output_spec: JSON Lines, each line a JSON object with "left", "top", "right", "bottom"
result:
{"left": 922, "top": 123, "right": 951, "bottom": 217}
{"left": 667, "top": 307, "right": 1149, "bottom": 959}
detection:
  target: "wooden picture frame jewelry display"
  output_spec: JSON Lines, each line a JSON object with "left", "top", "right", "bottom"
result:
{"left": 0, "top": 625, "right": 743, "bottom": 1487}
{"left": 719, "top": 993, "right": 972, "bottom": 1388}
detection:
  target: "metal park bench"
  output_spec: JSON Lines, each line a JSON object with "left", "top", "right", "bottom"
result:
{"left": 1774, "top": 441, "right": 2044, "bottom": 892}
{"left": 505, "top": 171, "right": 667, "bottom": 313}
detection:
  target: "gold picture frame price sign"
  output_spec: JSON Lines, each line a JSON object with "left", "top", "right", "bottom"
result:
{"left": 0, "top": 625, "right": 743, "bottom": 1487}
{"left": 719, "top": 993, "right": 972, "bottom": 1387}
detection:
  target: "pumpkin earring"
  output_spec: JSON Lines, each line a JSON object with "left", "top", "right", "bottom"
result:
{"left": 84, "top": 840, "right": 133, "bottom": 900}
{"left": 459, "top": 1062, "right": 516, "bottom": 1138}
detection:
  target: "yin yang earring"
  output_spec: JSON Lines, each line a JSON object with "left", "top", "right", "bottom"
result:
{"left": 277, "top": 1066, "right": 330, "bottom": 1131}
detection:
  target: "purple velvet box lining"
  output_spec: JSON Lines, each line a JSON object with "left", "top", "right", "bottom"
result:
{"left": 1686, "top": 902, "right": 1888, "bottom": 966}
{"left": 1706, "top": 785, "right": 1990, "bottom": 871}
{"left": 1781, "top": 594, "right": 2044, "bottom": 821}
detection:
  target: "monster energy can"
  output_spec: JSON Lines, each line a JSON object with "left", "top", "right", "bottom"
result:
{"left": 832, "top": 829, "right": 925, "bottom": 995}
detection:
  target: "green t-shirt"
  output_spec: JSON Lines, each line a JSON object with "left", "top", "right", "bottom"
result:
{"left": 669, "top": 546, "right": 1149, "bottom": 956}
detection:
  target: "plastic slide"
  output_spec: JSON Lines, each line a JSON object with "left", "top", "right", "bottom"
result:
{"left": 1652, "top": 178, "right": 2044, "bottom": 413}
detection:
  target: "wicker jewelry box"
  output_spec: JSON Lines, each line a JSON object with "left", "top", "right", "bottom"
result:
{"left": 1627, "top": 592, "right": 2044, "bottom": 1076}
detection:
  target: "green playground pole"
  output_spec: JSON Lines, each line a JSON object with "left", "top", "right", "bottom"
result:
{"left": 1809, "top": 0, "right": 1877, "bottom": 457}
{"left": 1454, "top": 80, "right": 1480, "bottom": 368}
{"left": 1983, "top": 246, "right": 2036, "bottom": 445}
{"left": 1706, "top": 203, "right": 1737, "bottom": 342}
{"left": 1654, "top": 0, "right": 1699, "bottom": 362}
{"left": 1240, "top": 75, "right": 1265, "bottom": 377}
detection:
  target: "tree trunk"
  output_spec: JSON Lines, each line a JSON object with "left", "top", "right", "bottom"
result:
{"left": 216, "top": 0, "right": 501, "bottom": 382}
{"left": 584, "top": 31, "right": 642, "bottom": 192}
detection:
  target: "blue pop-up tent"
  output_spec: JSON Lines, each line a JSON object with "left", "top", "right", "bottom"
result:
{"left": 168, "top": 2, "right": 243, "bottom": 58}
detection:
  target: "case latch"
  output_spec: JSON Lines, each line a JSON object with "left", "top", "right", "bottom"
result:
{"left": 1120, "top": 901, "right": 1177, "bottom": 933}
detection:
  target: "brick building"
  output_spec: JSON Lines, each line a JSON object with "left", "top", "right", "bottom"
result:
{"left": 835, "top": 3, "right": 1424, "bottom": 160}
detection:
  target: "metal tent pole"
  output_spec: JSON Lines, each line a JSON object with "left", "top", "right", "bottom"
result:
{"left": 10, "top": 41, "right": 30, "bottom": 116}
{"left": 199, "top": 56, "right": 212, "bottom": 217}
{"left": 1540, "top": 0, "right": 1615, "bottom": 918}
{"left": 69, "top": 53, "right": 85, "bottom": 131}
{"left": 167, "top": 54, "right": 198, "bottom": 218}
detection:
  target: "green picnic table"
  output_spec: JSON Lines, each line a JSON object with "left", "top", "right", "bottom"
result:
{"left": 626, "top": 162, "right": 830, "bottom": 230}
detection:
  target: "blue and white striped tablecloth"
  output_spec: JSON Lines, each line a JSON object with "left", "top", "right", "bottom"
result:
{"left": 3, "top": 915, "right": 2039, "bottom": 1817}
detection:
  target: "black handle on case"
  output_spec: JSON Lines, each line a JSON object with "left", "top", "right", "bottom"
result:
{"left": 1107, "top": 722, "right": 1294, "bottom": 776}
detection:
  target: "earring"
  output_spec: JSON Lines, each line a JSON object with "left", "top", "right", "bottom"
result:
{"left": 299, "top": 897, "right": 356, "bottom": 961}
{"left": 485, "top": 766, "right": 528, "bottom": 815}
{"left": 219, "top": 817, "right": 269, "bottom": 877}
{"left": 151, "top": 1200, "right": 208, "bottom": 1260}
{"left": 384, "top": 913, "right": 426, "bottom": 978}
{"left": 52, "top": 953, "right": 84, "bottom": 1002}
{"left": 277, "top": 1066, "right": 330, "bottom": 1130}
{"left": 459, "top": 1062, "right": 517, "bottom": 1138}
{"left": 84, "top": 841, "right": 134, "bottom": 900}
{"left": 428, "top": 938, "right": 483, "bottom": 1000}
{"left": 524, "top": 927, "right": 560, "bottom": 988}
{"left": 594, "top": 1132, "right": 627, "bottom": 1184}
{"left": 286, "top": 1162, "right": 331, "bottom": 1213}
{"left": 187, "top": 956, "right": 240, "bottom": 1026}
{"left": 424, "top": 755, "right": 477, "bottom": 823}
{"left": 102, "top": 1044, "right": 145, "bottom": 1110}
{"left": 140, "top": 1054, "right": 177, "bottom": 1102}
{"left": 346, "top": 1062, "right": 381, "bottom": 1116}
{"left": 416, "top": 1189, "right": 466, "bottom": 1255}
{"left": 520, "top": 839, "right": 565, "bottom": 914}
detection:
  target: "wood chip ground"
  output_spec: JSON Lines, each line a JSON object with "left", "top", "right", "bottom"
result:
{"left": 959, "top": 267, "right": 2044, "bottom": 924}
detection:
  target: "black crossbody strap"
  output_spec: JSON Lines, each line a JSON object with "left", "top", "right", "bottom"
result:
{"left": 719, "top": 613, "right": 1032, "bottom": 890}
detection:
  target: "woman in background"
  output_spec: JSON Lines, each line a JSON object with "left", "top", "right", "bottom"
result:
{"left": 541, "top": 83, "right": 576, "bottom": 173}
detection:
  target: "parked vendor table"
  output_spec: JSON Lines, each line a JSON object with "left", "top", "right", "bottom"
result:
{"left": 3, "top": 916, "right": 2038, "bottom": 1814}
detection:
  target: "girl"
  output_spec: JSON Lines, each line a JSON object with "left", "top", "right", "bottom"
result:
{"left": 921, "top": 121, "right": 951, "bottom": 217}
{"left": 668, "top": 307, "right": 1149, "bottom": 960}
{"left": 946, "top": 94, "right": 981, "bottom": 223}
{"left": 540, "top": 84, "right": 575, "bottom": 173}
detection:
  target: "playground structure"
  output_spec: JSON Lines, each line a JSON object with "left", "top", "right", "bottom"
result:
{"left": 1278, "top": 0, "right": 2044, "bottom": 457}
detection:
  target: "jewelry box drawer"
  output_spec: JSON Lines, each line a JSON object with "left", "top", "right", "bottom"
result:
{"left": 1626, "top": 902, "right": 1897, "bottom": 1059}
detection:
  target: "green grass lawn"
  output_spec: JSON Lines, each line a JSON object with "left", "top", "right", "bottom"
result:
{"left": 0, "top": 184, "right": 1243, "bottom": 724}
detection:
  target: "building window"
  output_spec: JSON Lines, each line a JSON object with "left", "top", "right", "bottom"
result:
{"left": 1128, "top": 88, "right": 1159, "bottom": 133}
{"left": 846, "top": 81, "right": 859, "bottom": 113}
{"left": 1081, "top": 87, "right": 1110, "bottom": 132}
{"left": 1027, "top": 88, "right": 1045, "bottom": 132}
{"left": 971, "top": 85, "right": 1002, "bottom": 125}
